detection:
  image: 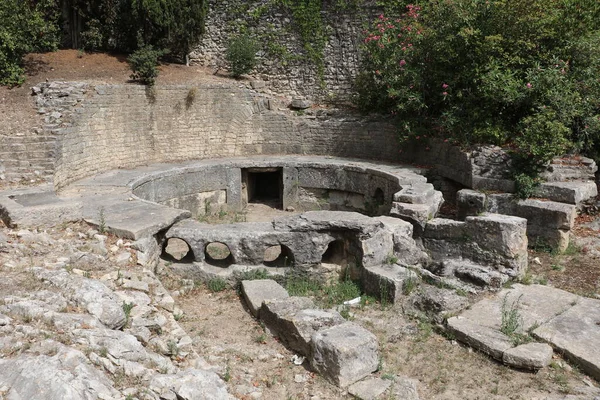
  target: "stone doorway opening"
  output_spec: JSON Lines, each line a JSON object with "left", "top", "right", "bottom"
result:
{"left": 243, "top": 168, "right": 283, "bottom": 209}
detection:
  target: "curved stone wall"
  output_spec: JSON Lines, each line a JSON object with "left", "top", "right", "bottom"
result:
{"left": 130, "top": 157, "right": 427, "bottom": 217}
{"left": 50, "top": 82, "right": 401, "bottom": 190}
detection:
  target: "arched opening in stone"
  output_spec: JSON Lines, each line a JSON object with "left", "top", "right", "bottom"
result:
{"left": 205, "top": 242, "right": 234, "bottom": 267}
{"left": 373, "top": 187, "right": 385, "bottom": 206}
{"left": 263, "top": 245, "right": 294, "bottom": 268}
{"left": 321, "top": 240, "right": 347, "bottom": 265}
{"left": 163, "top": 238, "right": 194, "bottom": 262}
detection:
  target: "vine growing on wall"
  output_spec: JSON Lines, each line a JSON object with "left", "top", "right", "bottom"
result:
{"left": 224, "top": 0, "right": 364, "bottom": 85}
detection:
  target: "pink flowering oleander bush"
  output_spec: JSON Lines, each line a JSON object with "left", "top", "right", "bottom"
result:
{"left": 356, "top": 0, "right": 600, "bottom": 172}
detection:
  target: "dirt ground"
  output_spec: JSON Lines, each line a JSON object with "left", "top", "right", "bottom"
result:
{"left": 164, "top": 204, "right": 600, "bottom": 400}
{"left": 2, "top": 50, "right": 600, "bottom": 399}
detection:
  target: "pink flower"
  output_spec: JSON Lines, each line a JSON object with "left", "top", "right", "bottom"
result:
{"left": 399, "top": 59, "right": 406, "bottom": 67}
{"left": 526, "top": 83, "right": 532, "bottom": 89}
{"left": 442, "top": 91, "right": 448, "bottom": 96}
{"left": 442, "top": 83, "right": 449, "bottom": 89}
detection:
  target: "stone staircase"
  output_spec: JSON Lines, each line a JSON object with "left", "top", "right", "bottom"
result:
{"left": 0, "top": 134, "right": 57, "bottom": 182}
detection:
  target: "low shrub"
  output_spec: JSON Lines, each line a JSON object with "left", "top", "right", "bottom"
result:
{"left": 128, "top": 45, "right": 166, "bottom": 85}
{"left": 226, "top": 35, "right": 258, "bottom": 78}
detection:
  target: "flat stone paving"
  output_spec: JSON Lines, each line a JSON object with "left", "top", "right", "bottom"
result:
{"left": 451, "top": 284, "right": 600, "bottom": 379}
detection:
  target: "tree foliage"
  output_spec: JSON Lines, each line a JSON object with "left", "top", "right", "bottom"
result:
{"left": 0, "top": 0, "right": 60, "bottom": 85}
{"left": 357, "top": 0, "right": 600, "bottom": 170}
{"left": 75, "top": 0, "right": 207, "bottom": 59}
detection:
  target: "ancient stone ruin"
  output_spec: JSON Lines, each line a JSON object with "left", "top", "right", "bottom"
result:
{"left": 0, "top": 79, "right": 599, "bottom": 399}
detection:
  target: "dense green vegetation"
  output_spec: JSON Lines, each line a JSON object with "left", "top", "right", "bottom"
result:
{"left": 357, "top": 0, "right": 600, "bottom": 172}
{"left": 226, "top": 35, "right": 258, "bottom": 78}
{"left": 0, "top": 0, "right": 207, "bottom": 85}
{"left": 3, "top": 0, "right": 600, "bottom": 173}
{"left": 0, "top": 0, "right": 60, "bottom": 86}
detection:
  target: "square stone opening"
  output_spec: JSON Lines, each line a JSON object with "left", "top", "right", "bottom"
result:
{"left": 243, "top": 168, "right": 283, "bottom": 209}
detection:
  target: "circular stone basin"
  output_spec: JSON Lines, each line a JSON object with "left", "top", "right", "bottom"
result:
{"left": 130, "top": 156, "right": 428, "bottom": 218}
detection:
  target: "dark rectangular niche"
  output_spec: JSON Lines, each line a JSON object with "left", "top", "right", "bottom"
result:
{"left": 242, "top": 167, "right": 283, "bottom": 209}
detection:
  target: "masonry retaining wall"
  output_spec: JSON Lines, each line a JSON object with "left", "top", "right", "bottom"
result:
{"left": 45, "top": 82, "right": 400, "bottom": 190}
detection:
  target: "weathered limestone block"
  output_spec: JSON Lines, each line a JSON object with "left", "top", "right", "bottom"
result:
{"left": 422, "top": 214, "right": 528, "bottom": 284}
{"left": 533, "top": 297, "right": 600, "bottom": 380}
{"left": 260, "top": 297, "right": 344, "bottom": 356}
{"left": 541, "top": 156, "right": 597, "bottom": 182}
{"left": 447, "top": 316, "right": 512, "bottom": 360}
{"left": 502, "top": 343, "right": 553, "bottom": 370}
{"left": 390, "top": 185, "right": 444, "bottom": 232}
{"left": 0, "top": 186, "right": 82, "bottom": 228}
{"left": 457, "top": 189, "right": 487, "bottom": 220}
{"left": 404, "top": 285, "right": 469, "bottom": 322}
{"left": 393, "top": 183, "right": 436, "bottom": 204}
{"left": 33, "top": 269, "right": 127, "bottom": 330}
{"left": 389, "top": 375, "right": 421, "bottom": 400}
{"left": 360, "top": 228, "right": 394, "bottom": 268}
{"left": 149, "top": 368, "right": 234, "bottom": 400}
{"left": 374, "top": 216, "right": 428, "bottom": 266}
{"left": 290, "top": 98, "right": 312, "bottom": 109}
{"left": 517, "top": 199, "right": 576, "bottom": 231}
{"left": 241, "top": 279, "right": 289, "bottom": 317}
{"left": 310, "top": 322, "right": 379, "bottom": 387}
{"left": 482, "top": 193, "right": 577, "bottom": 251}
{"left": 361, "top": 264, "right": 417, "bottom": 304}
{"left": 465, "top": 214, "right": 528, "bottom": 265}
{"left": 348, "top": 377, "right": 392, "bottom": 400}
{"left": 0, "top": 343, "right": 120, "bottom": 400}
{"left": 450, "top": 260, "right": 510, "bottom": 288}
{"left": 535, "top": 181, "right": 598, "bottom": 208}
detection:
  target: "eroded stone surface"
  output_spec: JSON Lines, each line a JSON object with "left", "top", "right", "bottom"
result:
{"left": 533, "top": 298, "right": 600, "bottom": 380}
{"left": 447, "top": 316, "right": 513, "bottom": 360}
{"left": 0, "top": 343, "right": 120, "bottom": 400}
{"left": 310, "top": 322, "right": 379, "bottom": 387}
{"left": 348, "top": 377, "right": 392, "bottom": 400}
{"left": 502, "top": 342, "right": 553, "bottom": 370}
{"left": 241, "top": 279, "right": 290, "bottom": 317}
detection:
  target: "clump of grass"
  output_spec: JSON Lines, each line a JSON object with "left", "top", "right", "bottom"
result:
{"left": 562, "top": 242, "right": 580, "bottom": 256}
{"left": 254, "top": 333, "right": 267, "bottom": 344}
{"left": 385, "top": 254, "right": 398, "bottom": 264}
{"left": 551, "top": 264, "right": 565, "bottom": 272}
{"left": 284, "top": 273, "right": 323, "bottom": 296}
{"left": 500, "top": 294, "right": 523, "bottom": 337}
{"left": 122, "top": 302, "right": 135, "bottom": 324}
{"left": 207, "top": 277, "right": 227, "bottom": 293}
{"left": 97, "top": 206, "right": 106, "bottom": 234}
{"left": 402, "top": 274, "right": 418, "bottom": 295}
{"left": 235, "top": 268, "right": 270, "bottom": 281}
{"left": 284, "top": 271, "right": 361, "bottom": 309}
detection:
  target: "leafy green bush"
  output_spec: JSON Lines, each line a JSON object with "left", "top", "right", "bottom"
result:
{"left": 226, "top": 35, "right": 258, "bottom": 78}
{"left": 357, "top": 1, "right": 600, "bottom": 171}
{"left": 127, "top": 46, "right": 165, "bottom": 85}
{"left": 0, "top": 0, "right": 59, "bottom": 85}
{"left": 514, "top": 173, "right": 540, "bottom": 200}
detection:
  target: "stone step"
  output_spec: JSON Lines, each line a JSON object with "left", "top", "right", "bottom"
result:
{"left": 541, "top": 156, "right": 597, "bottom": 182}
{"left": 0, "top": 150, "right": 56, "bottom": 160}
{"left": 0, "top": 135, "right": 57, "bottom": 143}
{"left": 393, "top": 183, "right": 436, "bottom": 204}
{"left": 390, "top": 189, "right": 444, "bottom": 231}
{"left": 534, "top": 180, "right": 597, "bottom": 207}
